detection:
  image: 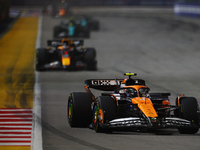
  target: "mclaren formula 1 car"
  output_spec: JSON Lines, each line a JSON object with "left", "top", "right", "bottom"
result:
{"left": 68, "top": 73, "right": 200, "bottom": 134}
{"left": 36, "top": 39, "right": 97, "bottom": 71}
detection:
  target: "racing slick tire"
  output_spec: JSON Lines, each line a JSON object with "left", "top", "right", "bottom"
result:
{"left": 93, "top": 96, "right": 116, "bottom": 133}
{"left": 177, "top": 97, "right": 199, "bottom": 134}
{"left": 76, "top": 26, "right": 90, "bottom": 38}
{"left": 68, "top": 92, "right": 93, "bottom": 127}
{"left": 89, "top": 21, "right": 100, "bottom": 31}
{"left": 53, "top": 26, "right": 64, "bottom": 38}
{"left": 85, "top": 48, "right": 97, "bottom": 71}
{"left": 36, "top": 48, "right": 48, "bottom": 71}
{"left": 83, "top": 29, "right": 90, "bottom": 38}
{"left": 77, "top": 30, "right": 90, "bottom": 38}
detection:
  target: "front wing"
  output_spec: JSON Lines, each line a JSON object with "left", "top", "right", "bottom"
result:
{"left": 101, "top": 117, "right": 197, "bottom": 129}
{"left": 36, "top": 61, "right": 86, "bottom": 71}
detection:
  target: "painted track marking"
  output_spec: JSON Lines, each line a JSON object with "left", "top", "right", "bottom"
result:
{"left": 0, "top": 108, "right": 32, "bottom": 146}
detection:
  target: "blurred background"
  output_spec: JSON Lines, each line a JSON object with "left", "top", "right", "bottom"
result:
{"left": 7, "top": 0, "right": 200, "bottom": 6}
{"left": 9, "top": 0, "right": 176, "bottom": 6}
{"left": 1, "top": 0, "right": 200, "bottom": 24}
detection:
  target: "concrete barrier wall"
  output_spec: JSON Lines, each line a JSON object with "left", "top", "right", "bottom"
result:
{"left": 70, "top": 0, "right": 175, "bottom": 6}
{"left": 10, "top": 0, "right": 175, "bottom": 6}
{"left": 8, "top": 0, "right": 200, "bottom": 19}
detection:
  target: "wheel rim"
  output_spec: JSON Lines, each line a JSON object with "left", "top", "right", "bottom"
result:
{"left": 68, "top": 99, "right": 73, "bottom": 119}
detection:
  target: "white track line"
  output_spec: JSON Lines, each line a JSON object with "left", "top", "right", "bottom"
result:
{"left": 32, "top": 12, "right": 43, "bottom": 150}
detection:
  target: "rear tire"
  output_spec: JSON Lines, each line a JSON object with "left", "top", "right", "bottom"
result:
{"left": 36, "top": 48, "right": 48, "bottom": 71}
{"left": 68, "top": 92, "right": 93, "bottom": 127}
{"left": 177, "top": 97, "right": 199, "bottom": 134}
{"left": 53, "top": 26, "right": 64, "bottom": 38}
{"left": 85, "top": 48, "right": 97, "bottom": 71}
{"left": 84, "top": 29, "right": 90, "bottom": 38}
{"left": 93, "top": 96, "right": 116, "bottom": 133}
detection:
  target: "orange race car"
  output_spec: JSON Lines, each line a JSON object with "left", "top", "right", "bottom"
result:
{"left": 36, "top": 38, "right": 97, "bottom": 71}
{"left": 68, "top": 73, "right": 200, "bottom": 134}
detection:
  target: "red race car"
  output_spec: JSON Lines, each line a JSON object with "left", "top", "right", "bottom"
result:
{"left": 36, "top": 38, "right": 97, "bottom": 71}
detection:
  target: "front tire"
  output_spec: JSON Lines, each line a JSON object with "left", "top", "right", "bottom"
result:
{"left": 85, "top": 48, "right": 97, "bottom": 71}
{"left": 177, "top": 97, "right": 199, "bottom": 134}
{"left": 53, "top": 26, "right": 64, "bottom": 38}
{"left": 93, "top": 96, "right": 116, "bottom": 133}
{"left": 36, "top": 48, "right": 48, "bottom": 71}
{"left": 68, "top": 92, "right": 93, "bottom": 127}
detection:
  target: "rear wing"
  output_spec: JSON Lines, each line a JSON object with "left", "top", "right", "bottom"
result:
{"left": 47, "top": 40, "right": 62, "bottom": 47}
{"left": 47, "top": 40, "right": 84, "bottom": 47}
{"left": 84, "top": 78, "right": 145, "bottom": 91}
{"left": 84, "top": 79, "right": 123, "bottom": 91}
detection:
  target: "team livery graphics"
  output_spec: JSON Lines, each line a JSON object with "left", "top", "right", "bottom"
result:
{"left": 68, "top": 73, "right": 200, "bottom": 134}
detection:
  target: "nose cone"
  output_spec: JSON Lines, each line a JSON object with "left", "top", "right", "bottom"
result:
{"left": 149, "top": 117, "right": 160, "bottom": 127}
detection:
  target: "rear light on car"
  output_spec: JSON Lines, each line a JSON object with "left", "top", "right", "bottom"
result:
{"left": 64, "top": 51, "right": 68, "bottom": 55}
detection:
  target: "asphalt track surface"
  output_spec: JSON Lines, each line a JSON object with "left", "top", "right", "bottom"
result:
{"left": 39, "top": 7, "right": 200, "bottom": 150}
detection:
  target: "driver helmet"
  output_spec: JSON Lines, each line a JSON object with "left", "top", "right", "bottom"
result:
{"left": 126, "top": 89, "right": 136, "bottom": 97}
{"left": 141, "top": 93, "right": 146, "bottom": 97}
{"left": 62, "top": 44, "right": 69, "bottom": 51}
{"left": 69, "top": 16, "right": 74, "bottom": 21}
{"left": 139, "top": 88, "right": 149, "bottom": 97}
